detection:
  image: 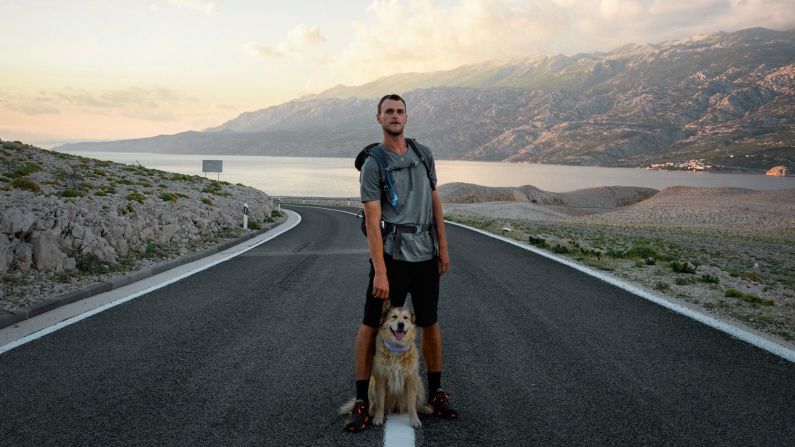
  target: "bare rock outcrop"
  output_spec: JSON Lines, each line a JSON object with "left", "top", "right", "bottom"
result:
{"left": 0, "top": 139, "right": 282, "bottom": 311}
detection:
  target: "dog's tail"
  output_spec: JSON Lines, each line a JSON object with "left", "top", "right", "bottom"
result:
{"left": 338, "top": 398, "right": 356, "bottom": 415}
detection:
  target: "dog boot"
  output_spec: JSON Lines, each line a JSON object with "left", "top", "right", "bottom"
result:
{"left": 343, "top": 399, "right": 370, "bottom": 432}
{"left": 429, "top": 389, "right": 458, "bottom": 419}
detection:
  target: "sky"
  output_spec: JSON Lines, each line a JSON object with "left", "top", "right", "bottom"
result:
{"left": 1, "top": 0, "right": 793, "bottom": 148}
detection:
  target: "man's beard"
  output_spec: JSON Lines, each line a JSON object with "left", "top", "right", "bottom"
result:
{"left": 383, "top": 123, "right": 404, "bottom": 136}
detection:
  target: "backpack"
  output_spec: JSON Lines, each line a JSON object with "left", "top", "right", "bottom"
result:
{"left": 354, "top": 138, "right": 435, "bottom": 236}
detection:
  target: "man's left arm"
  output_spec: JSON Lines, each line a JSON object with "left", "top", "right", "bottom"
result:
{"left": 431, "top": 189, "right": 450, "bottom": 275}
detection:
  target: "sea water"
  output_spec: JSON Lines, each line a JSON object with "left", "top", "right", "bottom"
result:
{"left": 62, "top": 151, "right": 795, "bottom": 197}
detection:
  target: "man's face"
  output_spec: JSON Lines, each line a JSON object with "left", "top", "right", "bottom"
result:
{"left": 377, "top": 99, "right": 407, "bottom": 136}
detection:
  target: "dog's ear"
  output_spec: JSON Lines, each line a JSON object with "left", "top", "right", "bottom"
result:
{"left": 410, "top": 310, "right": 416, "bottom": 324}
{"left": 379, "top": 299, "right": 392, "bottom": 326}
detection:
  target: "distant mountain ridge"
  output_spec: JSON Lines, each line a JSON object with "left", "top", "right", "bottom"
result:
{"left": 59, "top": 27, "right": 795, "bottom": 171}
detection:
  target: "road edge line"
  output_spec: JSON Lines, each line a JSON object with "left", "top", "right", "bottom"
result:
{"left": 0, "top": 210, "right": 302, "bottom": 356}
{"left": 446, "top": 220, "right": 795, "bottom": 364}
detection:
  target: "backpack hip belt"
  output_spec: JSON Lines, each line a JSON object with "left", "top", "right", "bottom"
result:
{"left": 383, "top": 222, "right": 438, "bottom": 260}
{"left": 383, "top": 222, "right": 433, "bottom": 235}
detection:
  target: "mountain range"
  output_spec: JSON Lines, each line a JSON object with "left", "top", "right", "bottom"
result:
{"left": 58, "top": 27, "right": 795, "bottom": 171}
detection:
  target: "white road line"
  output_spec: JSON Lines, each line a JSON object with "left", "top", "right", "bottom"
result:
{"left": 446, "top": 220, "right": 795, "bottom": 364}
{"left": 289, "top": 205, "right": 418, "bottom": 446}
{"left": 0, "top": 211, "right": 302, "bottom": 356}
{"left": 384, "top": 414, "right": 415, "bottom": 447}
{"left": 286, "top": 204, "right": 359, "bottom": 216}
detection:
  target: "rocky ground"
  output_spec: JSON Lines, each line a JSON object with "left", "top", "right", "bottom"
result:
{"left": 439, "top": 182, "right": 795, "bottom": 346}
{"left": 0, "top": 140, "right": 284, "bottom": 314}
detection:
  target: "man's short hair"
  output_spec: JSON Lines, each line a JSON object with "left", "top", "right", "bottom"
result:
{"left": 377, "top": 94, "right": 406, "bottom": 114}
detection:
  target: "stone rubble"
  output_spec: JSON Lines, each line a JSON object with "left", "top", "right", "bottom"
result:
{"left": 0, "top": 140, "right": 282, "bottom": 312}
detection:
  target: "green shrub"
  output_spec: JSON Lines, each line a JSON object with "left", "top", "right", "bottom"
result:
{"left": 60, "top": 189, "right": 84, "bottom": 197}
{"left": 11, "top": 162, "right": 41, "bottom": 177}
{"left": 201, "top": 197, "right": 213, "bottom": 206}
{"left": 248, "top": 219, "right": 261, "bottom": 230}
{"left": 127, "top": 192, "right": 145, "bottom": 204}
{"left": 654, "top": 281, "right": 670, "bottom": 292}
{"left": 10, "top": 177, "right": 41, "bottom": 192}
{"left": 202, "top": 181, "right": 227, "bottom": 196}
{"left": 724, "top": 288, "right": 774, "bottom": 306}
{"left": 626, "top": 246, "right": 657, "bottom": 259}
{"left": 671, "top": 261, "right": 696, "bottom": 274}
{"left": 741, "top": 271, "right": 764, "bottom": 283}
{"left": 271, "top": 209, "right": 283, "bottom": 218}
{"left": 552, "top": 244, "right": 570, "bottom": 254}
{"left": 159, "top": 192, "right": 178, "bottom": 202}
{"left": 606, "top": 248, "right": 626, "bottom": 258}
{"left": 528, "top": 235, "right": 546, "bottom": 247}
{"left": 76, "top": 254, "right": 108, "bottom": 275}
{"left": 699, "top": 274, "right": 719, "bottom": 284}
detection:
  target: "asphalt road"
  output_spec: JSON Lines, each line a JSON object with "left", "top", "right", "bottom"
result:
{"left": 1, "top": 205, "right": 794, "bottom": 446}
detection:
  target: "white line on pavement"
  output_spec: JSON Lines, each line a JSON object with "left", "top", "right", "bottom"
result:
{"left": 445, "top": 220, "right": 795, "bottom": 364}
{"left": 0, "top": 211, "right": 302, "bottom": 356}
{"left": 384, "top": 414, "right": 415, "bottom": 447}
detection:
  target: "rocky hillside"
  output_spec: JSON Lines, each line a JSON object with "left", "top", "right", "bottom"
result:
{"left": 58, "top": 27, "right": 794, "bottom": 171}
{"left": 0, "top": 139, "right": 281, "bottom": 311}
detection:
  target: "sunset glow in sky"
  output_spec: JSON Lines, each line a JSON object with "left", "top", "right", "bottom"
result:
{"left": 1, "top": 0, "right": 793, "bottom": 147}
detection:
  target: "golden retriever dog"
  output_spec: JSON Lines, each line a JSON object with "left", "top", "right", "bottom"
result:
{"left": 341, "top": 306, "right": 431, "bottom": 428}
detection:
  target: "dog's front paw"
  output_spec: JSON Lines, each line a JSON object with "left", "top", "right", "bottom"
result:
{"left": 409, "top": 416, "right": 422, "bottom": 428}
{"left": 372, "top": 414, "right": 385, "bottom": 426}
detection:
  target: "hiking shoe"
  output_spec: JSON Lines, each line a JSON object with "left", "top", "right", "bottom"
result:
{"left": 343, "top": 399, "right": 370, "bottom": 432}
{"left": 429, "top": 389, "right": 458, "bottom": 419}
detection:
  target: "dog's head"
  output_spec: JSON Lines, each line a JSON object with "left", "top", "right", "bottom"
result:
{"left": 380, "top": 306, "right": 416, "bottom": 346}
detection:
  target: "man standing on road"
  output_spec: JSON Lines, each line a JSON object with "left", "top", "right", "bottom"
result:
{"left": 344, "top": 94, "right": 458, "bottom": 432}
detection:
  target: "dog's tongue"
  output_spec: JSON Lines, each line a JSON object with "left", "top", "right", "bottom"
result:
{"left": 394, "top": 330, "right": 406, "bottom": 341}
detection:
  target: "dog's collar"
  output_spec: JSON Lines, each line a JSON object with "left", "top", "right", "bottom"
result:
{"left": 383, "top": 339, "right": 411, "bottom": 353}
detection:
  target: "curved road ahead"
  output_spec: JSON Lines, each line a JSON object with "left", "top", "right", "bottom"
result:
{"left": 2, "top": 205, "right": 794, "bottom": 446}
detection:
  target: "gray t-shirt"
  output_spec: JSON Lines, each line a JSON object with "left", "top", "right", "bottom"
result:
{"left": 360, "top": 142, "right": 438, "bottom": 262}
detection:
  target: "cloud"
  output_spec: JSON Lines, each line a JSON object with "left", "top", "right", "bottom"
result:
{"left": 249, "top": 24, "right": 326, "bottom": 60}
{"left": 321, "top": 0, "right": 795, "bottom": 87}
{"left": 0, "top": 92, "right": 61, "bottom": 116}
{"left": 168, "top": 0, "right": 219, "bottom": 15}
{"left": 2, "top": 87, "right": 188, "bottom": 122}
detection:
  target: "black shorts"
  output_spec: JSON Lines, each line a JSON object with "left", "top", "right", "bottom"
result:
{"left": 363, "top": 255, "right": 440, "bottom": 328}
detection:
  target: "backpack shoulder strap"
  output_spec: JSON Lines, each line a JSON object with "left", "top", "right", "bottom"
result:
{"left": 406, "top": 138, "right": 435, "bottom": 190}
{"left": 357, "top": 143, "right": 398, "bottom": 207}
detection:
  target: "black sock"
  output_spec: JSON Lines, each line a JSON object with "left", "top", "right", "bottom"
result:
{"left": 427, "top": 371, "right": 441, "bottom": 396}
{"left": 356, "top": 380, "right": 369, "bottom": 402}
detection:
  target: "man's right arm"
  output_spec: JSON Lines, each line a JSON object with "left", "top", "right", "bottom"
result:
{"left": 363, "top": 200, "right": 389, "bottom": 300}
